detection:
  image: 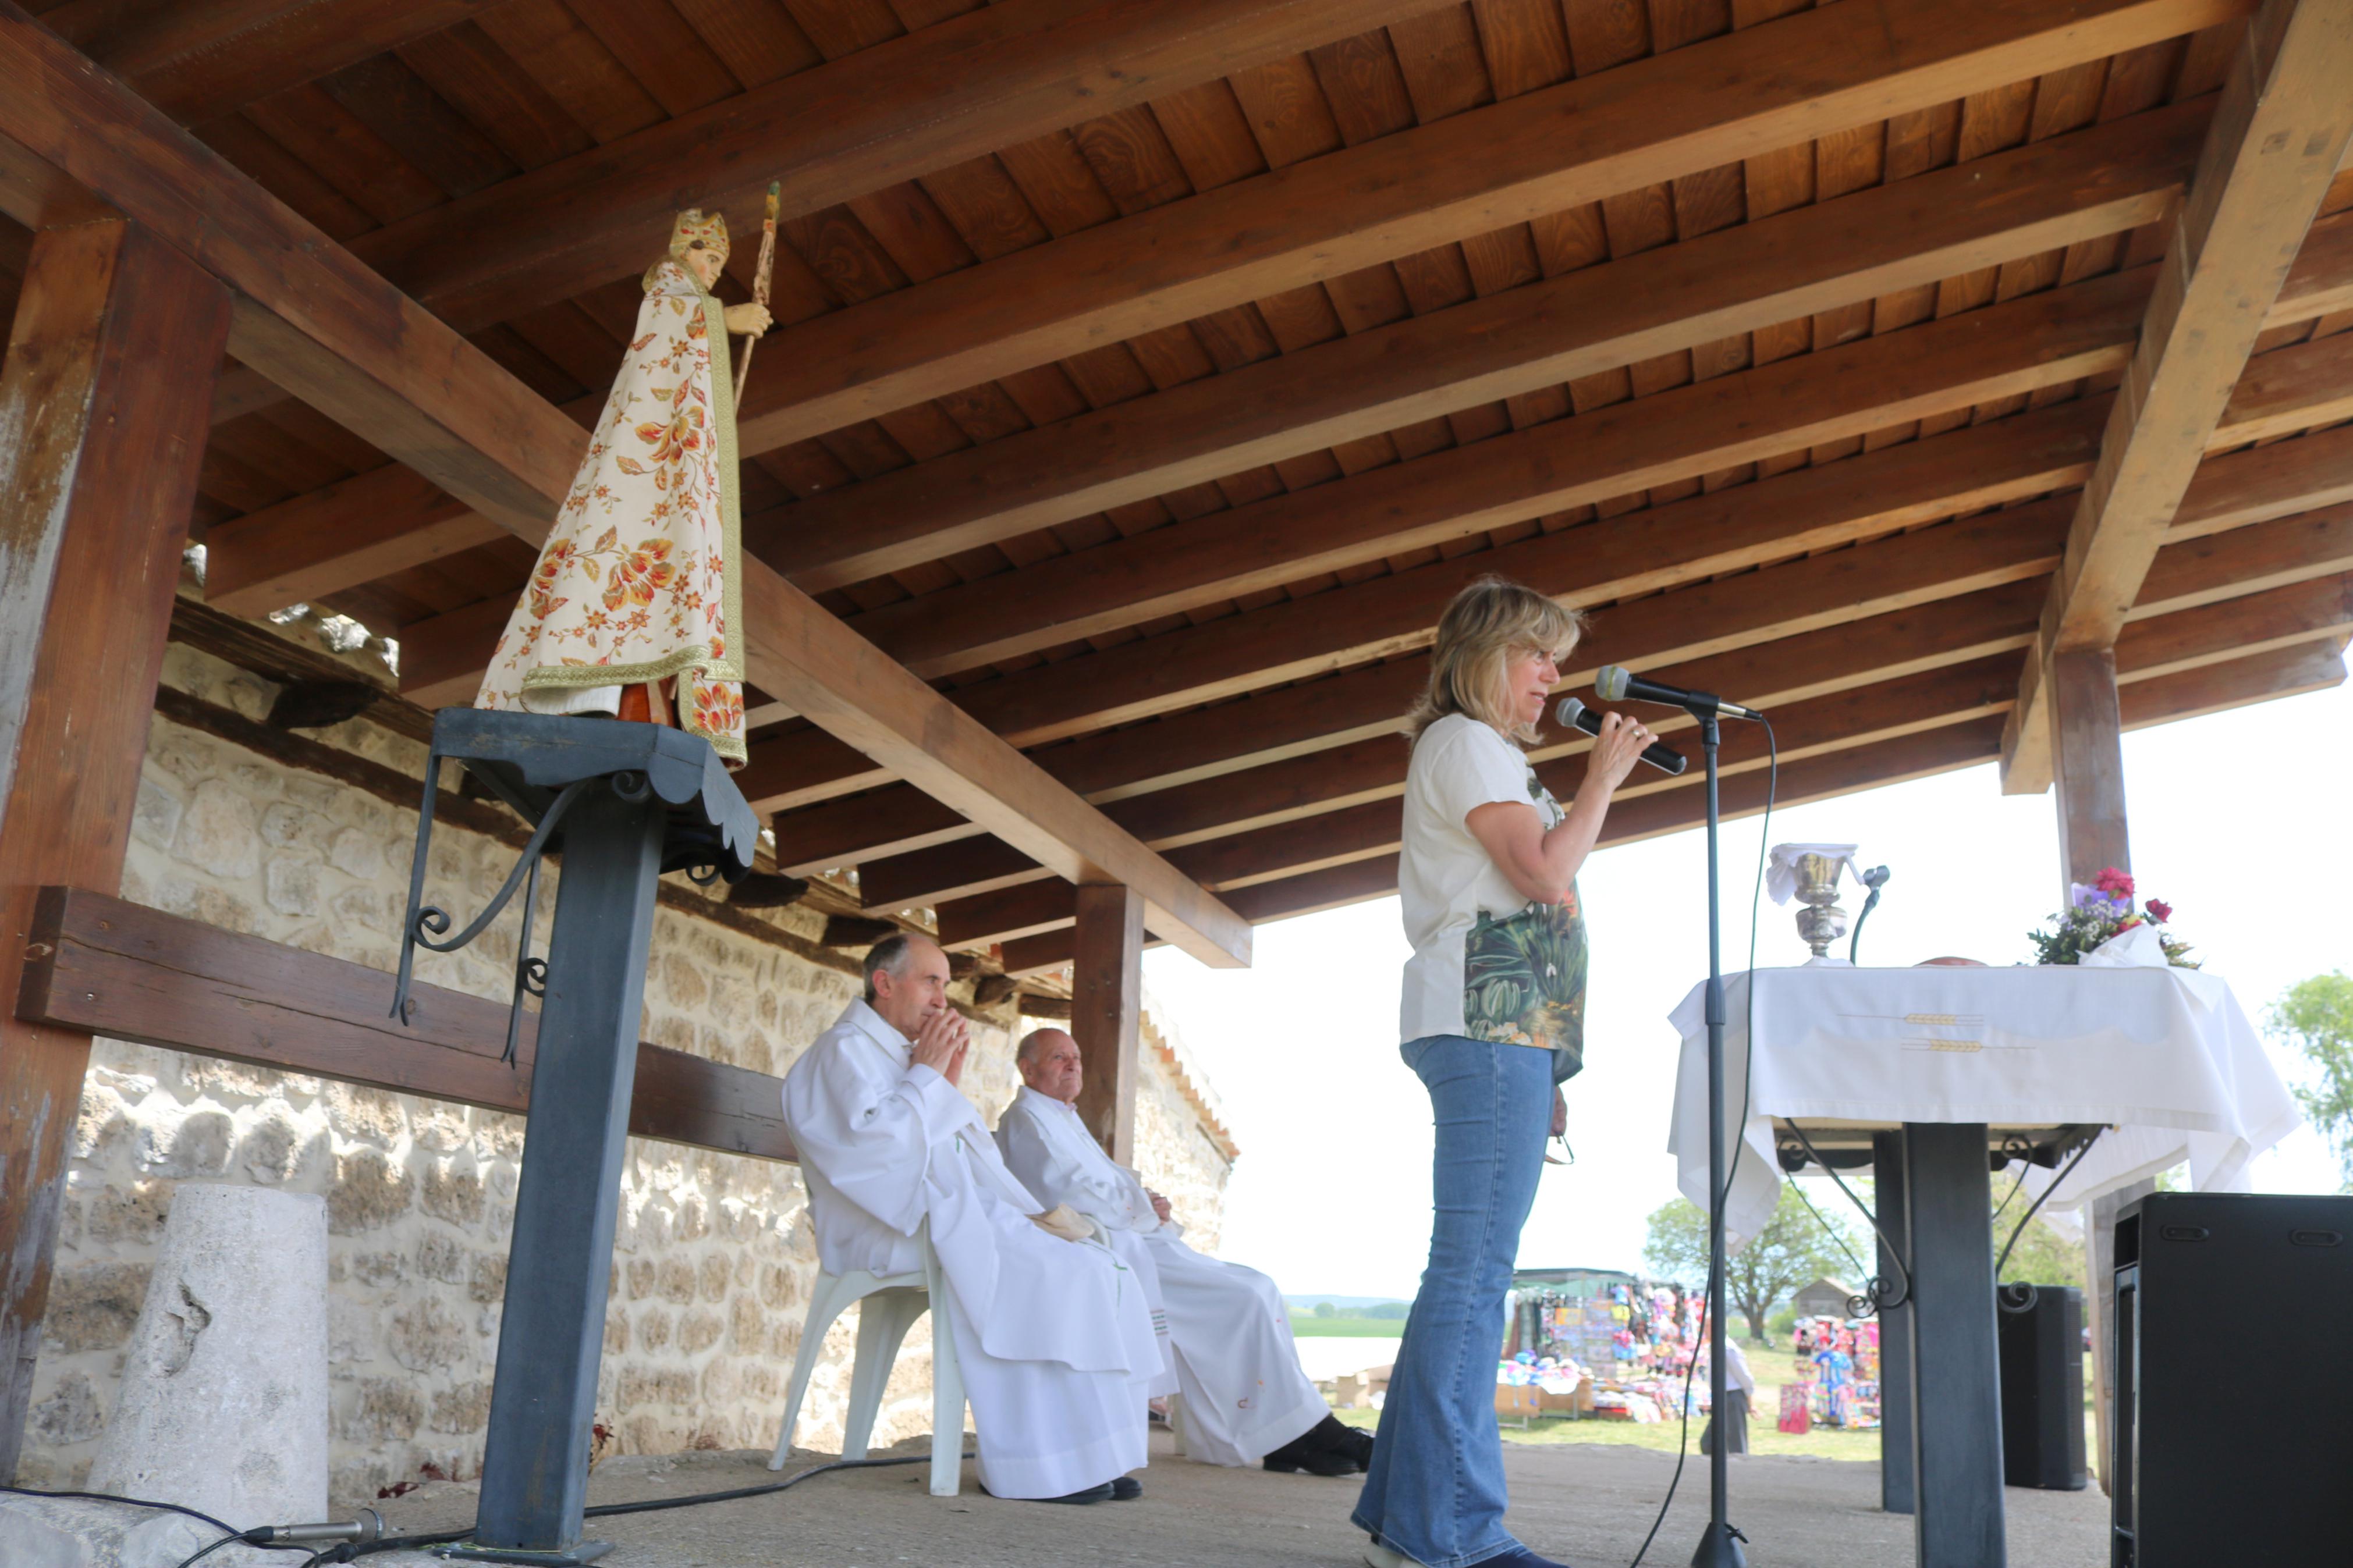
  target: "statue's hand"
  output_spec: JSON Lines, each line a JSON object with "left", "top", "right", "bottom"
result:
{"left": 724, "top": 302, "right": 772, "bottom": 337}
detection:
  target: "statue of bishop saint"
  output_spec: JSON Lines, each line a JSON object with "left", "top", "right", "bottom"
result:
{"left": 474, "top": 209, "right": 769, "bottom": 766}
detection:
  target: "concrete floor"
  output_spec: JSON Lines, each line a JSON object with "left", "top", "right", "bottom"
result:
{"left": 364, "top": 1429, "right": 2109, "bottom": 1568}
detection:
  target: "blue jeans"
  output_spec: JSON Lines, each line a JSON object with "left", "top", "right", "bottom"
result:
{"left": 1352, "top": 1035, "right": 1553, "bottom": 1567}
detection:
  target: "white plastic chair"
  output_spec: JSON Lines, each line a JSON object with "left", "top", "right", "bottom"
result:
{"left": 768, "top": 1221, "right": 967, "bottom": 1496}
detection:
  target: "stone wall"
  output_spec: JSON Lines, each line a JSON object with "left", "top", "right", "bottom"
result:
{"left": 16, "top": 641, "right": 1236, "bottom": 1507}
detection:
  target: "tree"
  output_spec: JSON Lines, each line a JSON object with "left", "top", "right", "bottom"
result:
{"left": 1644, "top": 1182, "right": 1862, "bottom": 1342}
{"left": 2269, "top": 971, "right": 2353, "bottom": 1189}
{"left": 1994, "top": 1214, "right": 2085, "bottom": 1287}
{"left": 1312, "top": 1300, "right": 1336, "bottom": 1319}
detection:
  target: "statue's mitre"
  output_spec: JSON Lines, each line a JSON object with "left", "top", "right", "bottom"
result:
{"left": 668, "top": 208, "right": 730, "bottom": 264}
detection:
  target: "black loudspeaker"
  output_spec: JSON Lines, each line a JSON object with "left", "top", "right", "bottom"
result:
{"left": 2111, "top": 1192, "right": 2353, "bottom": 1566}
{"left": 1997, "top": 1282, "right": 2085, "bottom": 1489}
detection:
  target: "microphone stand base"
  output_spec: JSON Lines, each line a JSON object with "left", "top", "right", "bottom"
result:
{"left": 1689, "top": 1521, "right": 1749, "bottom": 1568}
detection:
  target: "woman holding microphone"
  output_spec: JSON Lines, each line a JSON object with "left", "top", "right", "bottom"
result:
{"left": 1354, "top": 577, "right": 1652, "bottom": 1568}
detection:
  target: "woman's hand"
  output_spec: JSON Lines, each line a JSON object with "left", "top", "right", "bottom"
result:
{"left": 1581, "top": 710, "right": 1652, "bottom": 796}
{"left": 723, "top": 301, "right": 772, "bottom": 337}
{"left": 1550, "top": 1086, "right": 1567, "bottom": 1138}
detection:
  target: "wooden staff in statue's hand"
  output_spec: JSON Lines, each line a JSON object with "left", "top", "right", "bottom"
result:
{"left": 733, "top": 181, "right": 780, "bottom": 401}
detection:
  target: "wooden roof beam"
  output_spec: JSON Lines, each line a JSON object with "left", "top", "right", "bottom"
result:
{"left": 36, "top": 0, "right": 495, "bottom": 126}
{"left": 1003, "top": 632, "right": 2347, "bottom": 969}
{"left": 353, "top": 0, "right": 1461, "bottom": 335}
{"left": 786, "top": 375, "right": 2353, "bottom": 886}
{"left": 862, "top": 495, "right": 2353, "bottom": 911}
{"left": 0, "top": 5, "right": 1250, "bottom": 969}
{"left": 733, "top": 0, "right": 2252, "bottom": 451}
{"left": 762, "top": 105, "right": 2210, "bottom": 593}
{"left": 1999, "top": 0, "right": 2353, "bottom": 794}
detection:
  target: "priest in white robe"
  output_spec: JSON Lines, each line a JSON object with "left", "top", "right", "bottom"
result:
{"left": 782, "top": 936, "right": 1159, "bottom": 1503}
{"left": 994, "top": 1028, "right": 1371, "bottom": 1477}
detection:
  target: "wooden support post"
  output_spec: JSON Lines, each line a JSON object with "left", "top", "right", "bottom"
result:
{"left": 0, "top": 219, "right": 229, "bottom": 1477}
{"left": 2050, "top": 648, "right": 2133, "bottom": 888}
{"left": 1069, "top": 883, "right": 1142, "bottom": 1162}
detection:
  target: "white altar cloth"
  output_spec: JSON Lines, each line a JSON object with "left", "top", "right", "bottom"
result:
{"left": 1667, "top": 965, "right": 2301, "bottom": 1247}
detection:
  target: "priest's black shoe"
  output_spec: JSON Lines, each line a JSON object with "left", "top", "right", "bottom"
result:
{"left": 1261, "top": 1430, "right": 1359, "bottom": 1477}
{"left": 1308, "top": 1413, "right": 1375, "bottom": 1472}
{"left": 1111, "top": 1477, "right": 1143, "bottom": 1501}
{"left": 981, "top": 1481, "right": 1115, "bottom": 1504}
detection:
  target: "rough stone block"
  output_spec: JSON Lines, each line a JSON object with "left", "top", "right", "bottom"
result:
{"left": 87, "top": 1184, "right": 328, "bottom": 1555}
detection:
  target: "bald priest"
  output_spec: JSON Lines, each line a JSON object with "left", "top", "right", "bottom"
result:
{"left": 782, "top": 936, "right": 1163, "bottom": 1504}
{"left": 995, "top": 1028, "right": 1372, "bottom": 1478}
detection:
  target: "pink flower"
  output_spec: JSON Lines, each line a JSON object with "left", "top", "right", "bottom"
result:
{"left": 2095, "top": 866, "right": 2135, "bottom": 897}
{"left": 2145, "top": 898, "right": 2173, "bottom": 922}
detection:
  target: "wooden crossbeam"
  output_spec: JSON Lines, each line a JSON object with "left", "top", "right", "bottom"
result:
{"left": 999, "top": 630, "right": 2348, "bottom": 972}
{"left": 761, "top": 106, "right": 2208, "bottom": 595}
{"left": 354, "top": 0, "right": 1459, "bottom": 335}
{"left": 732, "top": 0, "right": 2249, "bottom": 450}
{"left": 1999, "top": 0, "right": 2353, "bottom": 793}
{"left": 889, "top": 507, "right": 2353, "bottom": 923}
{"left": 785, "top": 374, "right": 2353, "bottom": 883}
{"left": 16, "top": 888, "right": 799, "bottom": 1161}
{"left": 401, "top": 250, "right": 2150, "bottom": 707}
{"left": 37, "top": 0, "right": 494, "bottom": 125}
{"left": 0, "top": 4, "right": 1251, "bottom": 969}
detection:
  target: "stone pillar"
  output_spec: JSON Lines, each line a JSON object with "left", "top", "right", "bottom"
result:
{"left": 88, "top": 1185, "right": 329, "bottom": 1549}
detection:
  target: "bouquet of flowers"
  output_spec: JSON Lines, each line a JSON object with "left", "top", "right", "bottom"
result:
{"left": 2027, "top": 866, "right": 2198, "bottom": 967}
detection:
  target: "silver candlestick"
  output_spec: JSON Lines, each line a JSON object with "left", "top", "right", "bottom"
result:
{"left": 1794, "top": 853, "right": 1850, "bottom": 959}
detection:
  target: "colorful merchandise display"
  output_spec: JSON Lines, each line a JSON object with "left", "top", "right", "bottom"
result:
{"left": 1502, "top": 1271, "right": 1706, "bottom": 1423}
{"left": 1787, "top": 1315, "right": 1882, "bottom": 1430}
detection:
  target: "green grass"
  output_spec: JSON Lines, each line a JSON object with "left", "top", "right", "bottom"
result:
{"left": 1331, "top": 1349, "right": 2100, "bottom": 1466}
{"left": 1292, "top": 1316, "right": 1410, "bottom": 1338}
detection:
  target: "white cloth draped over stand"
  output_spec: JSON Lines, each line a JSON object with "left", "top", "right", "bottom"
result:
{"left": 1666, "top": 965, "right": 2301, "bottom": 1247}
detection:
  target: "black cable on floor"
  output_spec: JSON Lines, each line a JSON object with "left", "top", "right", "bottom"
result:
{"left": 296, "top": 1452, "right": 977, "bottom": 1564}
{"left": 1627, "top": 719, "right": 1774, "bottom": 1568}
{"left": 0, "top": 1484, "right": 313, "bottom": 1568}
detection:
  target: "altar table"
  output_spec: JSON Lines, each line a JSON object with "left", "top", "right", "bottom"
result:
{"left": 1665, "top": 964, "right": 2298, "bottom": 1568}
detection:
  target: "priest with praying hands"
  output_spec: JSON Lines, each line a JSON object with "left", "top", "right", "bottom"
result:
{"left": 995, "top": 1028, "right": 1372, "bottom": 1479}
{"left": 780, "top": 934, "right": 1160, "bottom": 1505}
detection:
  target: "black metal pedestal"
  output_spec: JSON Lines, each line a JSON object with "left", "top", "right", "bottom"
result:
{"left": 1903, "top": 1122, "right": 2006, "bottom": 1568}
{"left": 391, "top": 711, "right": 755, "bottom": 1564}
{"left": 1872, "top": 1130, "right": 1916, "bottom": 1517}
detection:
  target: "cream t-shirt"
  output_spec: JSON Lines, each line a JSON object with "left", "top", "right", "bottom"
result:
{"left": 1398, "top": 713, "right": 1589, "bottom": 1081}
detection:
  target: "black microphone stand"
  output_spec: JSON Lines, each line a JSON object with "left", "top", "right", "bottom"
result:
{"left": 1691, "top": 712, "right": 1747, "bottom": 1568}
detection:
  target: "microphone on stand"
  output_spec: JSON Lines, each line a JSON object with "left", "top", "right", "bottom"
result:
{"left": 1595, "top": 664, "right": 1766, "bottom": 722}
{"left": 1553, "top": 697, "right": 1688, "bottom": 775}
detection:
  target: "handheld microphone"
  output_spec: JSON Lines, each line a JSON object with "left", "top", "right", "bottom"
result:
{"left": 1553, "top": 698, "right": 1688, "bottom": 774}
{"left": 1593, "top": 664, "right": 1766, "bottom": 722}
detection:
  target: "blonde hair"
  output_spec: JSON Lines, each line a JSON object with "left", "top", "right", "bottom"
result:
{"left": 1407, "top": 575, "right": 1584, "bottom": 745}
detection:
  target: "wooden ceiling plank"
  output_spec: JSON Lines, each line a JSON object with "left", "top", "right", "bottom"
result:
{"left": 849, "top": 486, "right": 2353, "bottom": 905}
{"left": 739, "top": 564, "right": 1250, "bottom": 966}
{"left": 733, "top": 0, "right": 2252, "bottom": 451}
{"left": 758, "top": 104, "right": 2208, "bottom": 594}
{"left": 39, "top": 0, "right": 500, "bottom": 125}
{"left": 3, "top": 5, "right": 1251, "bottom": 970}
{"left": 1999, "top": 0, "right": 2353, "bottom": 793}
{"left": 351, "top": 0, "right": 1466, "bottom": 334}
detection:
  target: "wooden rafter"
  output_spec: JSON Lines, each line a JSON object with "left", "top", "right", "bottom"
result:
{"left": 996, "top": 630, "right": 2348, "bottom": 973}
{"left": 1999, "top": 0, "right": 2353, "bottom": 792}
{"left": 0, "top": 4, "right": 1250, "bottom": 969}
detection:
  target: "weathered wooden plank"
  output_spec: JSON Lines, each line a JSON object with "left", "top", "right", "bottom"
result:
{"left": 761, "top": 106, "right": 2207, "bottom": 592}
{"left": 15, "top": 887, "right": 800, "bottom": 1163}
{"left": 0, "top": 3, "right": 584, "bottom": 540}
{"left": 39, "top": 0, "right": 502, "bottom": 125}
{"left": 0, "top": 219, "right": 229, "bottom": 1481}
{"left": 354, "top": 0, "right": 1464, "bottom": 332}
{"left": 2001, "top": 0, "right": 2353, "bottom": 793}
{"left": 204, "top": 463, "right": 496, "bottom": 615}
{"left": 737, "top": 559, "right": 1251, "bottom": 968}
{"left": 734, "top": 0, "right": 2251, "bottom": 448}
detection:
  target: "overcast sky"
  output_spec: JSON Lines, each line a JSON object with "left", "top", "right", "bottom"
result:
{"left": 1144, "top": 674, "right": 2353, "bottom": 1302}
